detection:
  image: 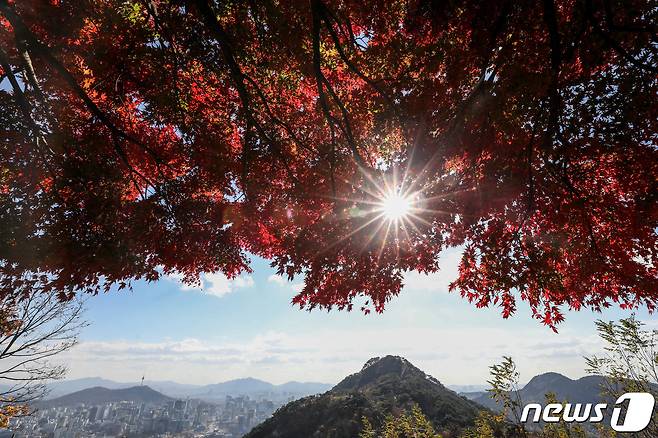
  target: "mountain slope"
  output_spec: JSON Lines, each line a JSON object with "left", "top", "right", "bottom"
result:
{"left": 245, "top": 356, "right": 482, "bottom": 438}
{"left": 41, "top": 386, "right": 172, "bottom": 407}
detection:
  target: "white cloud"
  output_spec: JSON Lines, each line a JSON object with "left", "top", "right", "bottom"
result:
{"left": 60, "top": 324, "right": 604, "bottom": 386}
{"left": 234, "top": 276, "right": 255, "bottom": 288}
{"left": 268, "top": 274, "right": 304, "bottom": 294}
{"left": 402, "top": 248, "right": 461, "bottom": 292}
{"left": 164, "top": 272, "right": 198, "bottom": 291}
{"left": 267, "top": 274, "right": 286, "bottom": 286}
{"left": 165, "top": 272, "right": 254, "bottom": 298}
{"left": 204, "top": 272, "right": 254, "bottom": 297}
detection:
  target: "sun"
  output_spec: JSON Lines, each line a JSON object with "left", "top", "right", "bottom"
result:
{"left": 379, "top": 191, "right": 413, "bottom": 221}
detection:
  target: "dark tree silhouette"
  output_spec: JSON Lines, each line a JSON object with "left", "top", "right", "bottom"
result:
{"left": 0, "top": 292, "right": 86, "bottom": 425}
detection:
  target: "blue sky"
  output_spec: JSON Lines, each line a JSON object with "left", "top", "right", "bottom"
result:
{"left": 60, "top": 248, "right": 653, "bottom": 386}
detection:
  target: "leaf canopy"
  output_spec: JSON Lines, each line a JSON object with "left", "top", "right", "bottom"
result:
{"left": 0, "top": 0, "right": 656, "bottom": 327}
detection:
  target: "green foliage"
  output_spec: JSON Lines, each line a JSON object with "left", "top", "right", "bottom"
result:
{"left": 487, "top": 356, "right": 525, "bottom": 426}
{"left": 585, "top": 315, "right": 658, "bottom": 437}
{"left": 539, "top": 393, "right": 587, "bottom": 438}
{"left": 459, "top": 411, "right": 508, "bottom": 438}
{"left": 360, "top": 416, "right": 376, "bottom": 438}
{"left": 360, "top": 405, "right": 442, "bottom": 438}
{"left": 119, "top": 1, "right": 144, "bottom": 24}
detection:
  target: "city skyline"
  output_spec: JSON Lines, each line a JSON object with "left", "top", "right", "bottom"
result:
{"left": 11, "top": 391, "right": 278, "bottom": 437}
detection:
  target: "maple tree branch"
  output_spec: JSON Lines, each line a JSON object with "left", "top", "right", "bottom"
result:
{"left": 0, "top": 45, "right": 62, "bottom": 179}
{"left": 32, "top": 44, "right": 161, "bottom": 160}
{"left": 541, "top": 0, "right": 563, "bottom": 152}
{"left": 550, "top": 165, "right": 606, "bottom": 263}
{"left": 0, "top": 46, "right": 35, "bottom": 130}
{"left": 317, "top": 2, "right": 395, "bottom": 110}
{"left": 584, "top": 0, "right": 658, "bottom": 74}
{"left": 242, "top": 73, "right": 320, "bottom": 158}
{"left": 430, "top": 3, "right": 511, "bottom": 145}
{"left": 542, "top": 0, "right": 563, "bottom": 72}
{"left": 318, "top": 2, "right": 413, "bottom": 162}
{"left": 562, "top": 5, "right": 590, "bottom": 63}
{"left": 193, "top": 0, "right": 301, "bottom": 188}
{"left": 420, "top": 4, "right": 511, "bottom": 174}
{"left": 0, "top": 0, "right": 170, "bottom": 190}
{"left": 311, "top": 0, "right": 369, "bottom": 171}
{"left": 139, "top": 0, "right": 187, "bottom": 121}
{"left": 311, "top": 8, "right": 340, "bottom": 163}
{"left": 602, "top": 0, "right": 657, "bottom": 34}
{"left": 15, "top": 39, "right": 43, "bottom": 100}
{"left": 447, "top": 6, "right": 511, "bottom": 130}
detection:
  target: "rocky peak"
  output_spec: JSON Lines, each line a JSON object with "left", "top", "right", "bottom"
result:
{"left": 333, "top": 355, "right": 437, "bottom": 393}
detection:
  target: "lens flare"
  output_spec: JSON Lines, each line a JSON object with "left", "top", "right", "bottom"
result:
{"left": 380, "top": 191, "right": 412, "bottom": 221}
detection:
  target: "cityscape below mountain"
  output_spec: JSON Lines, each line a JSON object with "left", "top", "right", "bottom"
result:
{"left": 43, "top": 377, "right": 333, "bottom": 402}
{"left": 5, "top": 357, "right": 609, "bottom": 438}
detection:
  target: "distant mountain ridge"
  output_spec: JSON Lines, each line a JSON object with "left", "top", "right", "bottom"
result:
{"left": 198, "top": 377, "right": 330, "bottom": 396}
{"left": 472, "top": 372, "right": 609, "bottom": 410}
{"left": 245, "top": 355, "right": 483, "bottom": 438}
{"left": 40, "top": 386, "right": 171, "bottom": 408}
{"left": 46, "top": 377, "right": 332, "bottom": 400}
{"left": 448, "top": 384, "right": 489, "bottom": 393}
